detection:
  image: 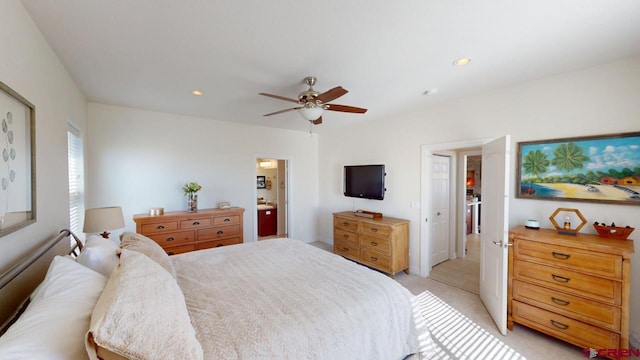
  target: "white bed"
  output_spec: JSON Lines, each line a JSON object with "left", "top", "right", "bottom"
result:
{"left": 0, "top": 231, "right": 433, "bottom": 360}
{"left": 174, "top": 238, "right": 428, "bottom": 359}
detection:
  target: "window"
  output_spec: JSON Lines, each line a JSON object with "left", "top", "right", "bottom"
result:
{"left": 67, "top": 125, "right": 84, "bottom": 241}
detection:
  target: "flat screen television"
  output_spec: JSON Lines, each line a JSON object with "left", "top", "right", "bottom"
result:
{"left": 343, "top": 164, "right": 386, "bottom": 200}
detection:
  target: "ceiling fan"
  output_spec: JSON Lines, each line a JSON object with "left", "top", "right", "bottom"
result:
{"left": 259, "top": 76, "right": 367, "bottom": 125}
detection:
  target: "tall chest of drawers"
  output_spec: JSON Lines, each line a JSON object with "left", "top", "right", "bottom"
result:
{"left": 508, "top": 226, "right": 634, "bottom": 356}
{"left": 333, "top": 211, "right": 410, "bottom": 277}
{"left": 133, "top": 207, "right": 244, "bottom": 255}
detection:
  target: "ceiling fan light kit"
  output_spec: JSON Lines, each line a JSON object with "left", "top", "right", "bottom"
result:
{"left": 298, "top": 103, "right": 324, "bottom": 121}
{"left": 259, "top": 76, "right": 367, "bottom": 125}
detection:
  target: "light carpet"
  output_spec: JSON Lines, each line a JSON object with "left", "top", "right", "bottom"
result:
{"left": 415, "top": 290, "right": 525, "bottom": 360}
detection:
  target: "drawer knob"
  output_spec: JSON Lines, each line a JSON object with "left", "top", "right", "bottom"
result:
{"left": 217, "top": 230, "right": 224, "bottom": 235}
{"left": 552, "top": 251, "right": 571, "bottom": 260}
{"left": 192, "top": 221, "right": 200, "bottom": 226}
{"left": 156, "top": 225, "right": 165, "bottom": 230}
{"left": 370, "top": 228, "right": 378, "bottom": 232}
{"left": 550, "top": 320, "right": 569, "bottom": 330}
{"left": 343, "top": 247, "right": 349, "bottom": 251}
{"left": 342, "top": 222, "right": 349, "bottom": 226}
{"left": 551, "top": 297, "right": 570, "bottom": 306}
{"left": 370, "top": 256, "right": 378, "bottom": 261}
{"left": 370, "top": 242, "right": 378, "bottom": 246}
{"left": 166, "top": 237, "right": 175, "bottom": 242}
{"left": 224, "top": 218, "right": 231, "bottom": 222}
{"left": 551, "top": 274, "right": 570, "bottom": 283}
{"left": 343, "top": 234, "right": 349, "bottom": 238}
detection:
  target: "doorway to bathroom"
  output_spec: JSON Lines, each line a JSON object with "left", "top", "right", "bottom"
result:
{"left": 256, "top": 158, "right": 289, "bottom": 240}
{"left": 428, "top": 150, "right": 482, "bottom": 294}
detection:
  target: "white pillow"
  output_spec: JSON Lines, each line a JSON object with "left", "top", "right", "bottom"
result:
{"left": 86, "top": 249, "right": 203, "bottom": 360}
{"left": 119, "top": 232, "right": 177, "bottom": 278}
{"left": 77, "top": 235, "right": 120, "bottom": 277}
{"left": 0, "top": 256, "right": 107, "bottom": 359}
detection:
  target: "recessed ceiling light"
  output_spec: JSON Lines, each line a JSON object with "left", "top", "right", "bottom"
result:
{"left": 453, "top": 58, "right": 471, "bottom": 66}
{"left": 192, "top": 90, "right": 203, "bottom": 96}
{"left": 423, "top": 89, "right": 439, "bottom": 96}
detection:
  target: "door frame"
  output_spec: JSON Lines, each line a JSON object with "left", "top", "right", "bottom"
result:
{"left": 458, "top": 149, "right": 482, "bottom": 259}
{"left": 420, "top": 138, "right": 492, "bottom": 276}
{"left": 254, "top": 155, "right": 292, "bottom": 241}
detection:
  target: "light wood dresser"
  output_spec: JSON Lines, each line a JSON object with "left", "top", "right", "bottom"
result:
{"left": 133, "top": 207, "right": 244, "bottom": 255}
{"left": 508, "top": 226, "right": 634, "bottom": 357}
{"left": 333, "top": 211, "right": 410, "bottom": 277}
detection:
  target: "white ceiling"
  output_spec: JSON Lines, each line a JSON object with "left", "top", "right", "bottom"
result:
{"left": 21, "top": 0, "right": 640, "bottom": 133}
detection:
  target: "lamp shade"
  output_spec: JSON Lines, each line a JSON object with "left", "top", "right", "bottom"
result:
{"left": 83, "top": 206, "right": 125, "bottom": 234}
{"left": 298, "top": 105, "right": 323, "bottom": 121}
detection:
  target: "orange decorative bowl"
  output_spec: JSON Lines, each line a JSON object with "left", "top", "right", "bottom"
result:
{"left": 593, "top": 225, "right": 635, "bottom": 240}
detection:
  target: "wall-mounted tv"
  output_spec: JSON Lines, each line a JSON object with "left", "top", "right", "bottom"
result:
{"left": 343, "top": 164, "right": 386, "bottom": 200}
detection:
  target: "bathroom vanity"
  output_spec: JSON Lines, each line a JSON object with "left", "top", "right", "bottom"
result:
{"left": 258, "top": 205, "right": 277, "bottom": 236}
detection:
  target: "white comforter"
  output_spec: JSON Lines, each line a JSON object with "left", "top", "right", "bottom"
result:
{"left": 172, "top": 238, "right": 431, "bottom": 360}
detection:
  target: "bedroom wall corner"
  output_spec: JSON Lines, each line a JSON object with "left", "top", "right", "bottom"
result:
{"left": 85, "top": 103, "right": 320, "bottom": 243}
{"left": 0, "top": 0, "right": 87, "bottom": 285}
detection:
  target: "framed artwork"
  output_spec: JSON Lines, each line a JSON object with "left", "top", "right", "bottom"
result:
{"left": 257, "top": 176, "right": 266, "bottom": 189}
{"left": 0, "top": 81, "right": 36, "bottom": 237}
{"left": 516, "top": 132, "right": 640, "bottom": 205}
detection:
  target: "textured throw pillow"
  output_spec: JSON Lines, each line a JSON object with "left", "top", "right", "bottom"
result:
{"left": 86, "top": 249, "right": 203, "bottom": 360}
{"left": 0, "top": 256, "right": 107, "bottom": 359}
{"left": 77, "top": 235, "right": 120, "bottom": 276}
{"left": 119, "top": 231, "right": 176, "bottom": 278}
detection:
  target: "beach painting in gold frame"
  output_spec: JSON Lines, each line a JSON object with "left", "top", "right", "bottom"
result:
{"left": 517, "top": 132, "right": 640, "bottom": 205}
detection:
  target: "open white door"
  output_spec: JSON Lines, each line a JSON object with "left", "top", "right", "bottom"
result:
{"left": 479, "top": 135, "right": 510, "bottom": 335}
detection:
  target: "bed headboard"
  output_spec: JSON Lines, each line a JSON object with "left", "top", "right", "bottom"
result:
{"left": 0, "top": 229, "right": 83, "bottom": 330}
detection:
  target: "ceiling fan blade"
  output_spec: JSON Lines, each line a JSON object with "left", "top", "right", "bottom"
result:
{"left": 325, "top": 104, "right": 368, "bottom": 114}
{"left": 263, "top": 107, "right": 301, "bottom": 116}
{"left": 312, "top": 116, "right": 323, "bottom": 125}
{"left": 317, "top": 86, "right": 348, "bottom": 103}
{"left": 259, "top": 92, "right": 300, "bottom": 104}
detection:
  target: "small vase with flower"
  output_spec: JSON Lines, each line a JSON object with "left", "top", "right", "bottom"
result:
{"left": 183, "top": 181, "right": 202, "bottom": 212}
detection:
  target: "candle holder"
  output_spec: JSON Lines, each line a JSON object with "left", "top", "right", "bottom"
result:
{"left": 548, "top": 208, "right": 587, "bottom": 235}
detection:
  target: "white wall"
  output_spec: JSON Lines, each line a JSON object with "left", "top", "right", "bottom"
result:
{"left": 319, "top": 56, "right": 640, "bottom": 342}
{"left": 0, "top": 1, "right": 87, "bottom": 269}
{"left": 86, "top": 103, "right": 319, "bottom": 243}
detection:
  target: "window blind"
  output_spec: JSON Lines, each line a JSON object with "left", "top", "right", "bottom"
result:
{"left": 67, "top": 125, "right": 84, "bottom": 241}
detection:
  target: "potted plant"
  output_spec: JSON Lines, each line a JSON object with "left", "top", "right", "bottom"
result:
{"left": 183, "top": 181, "right": 202, "bottom": 212}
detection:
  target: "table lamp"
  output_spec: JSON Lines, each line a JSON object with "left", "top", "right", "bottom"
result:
{"left": 83, "top": 206, "right": 125, "bottom": 239}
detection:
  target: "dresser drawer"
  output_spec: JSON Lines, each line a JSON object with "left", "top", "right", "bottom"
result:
{"left": 514, "top": 259, "right": 621, "bottom": 305}
{"left": 334, "top": 217, "right": 359, "bottom": 233}
{"left": 334, "top": 239, "right": 360, "bottom": 260}
{"left": 134, "top": 208, "right": 245, "bottom": 256}
{"left": 512, "top": 301, "right": 620, "bottom": 351}
{"left": 513, "top": 280, "right": 621, "bottom": 331}
{"left": 180, "top": 217, "right": 212, "bottom": 229}
{"left": 360, "top": 247, "right": 390, "bottom": 270}
{"left": 360, "top": 224, "right": 392, "bottom": 239}
{"left": 141, "top": 221, "right": 179, "bottom": 234}
{"left": 196, "top": 237, "right": 241, "bottom": 250}
{"left": 515, "top": 239, "right": 622, "bottom": 279}
{"left": 360, "top": 234, "right": 390, "bottom": 255}
{"left": 213, "top": 215, "right": 240, "bottom": 226}
{"left": 334, "top": 228, "right": 359, "bottom": 245}
{"left": 198, "top": 225, "right": 241, "bottom": 240}
{"left": 146, "top": 230, "right": 194, "bottom": 247}
{"left": 164, "top": 244, "right": 196, "bottom": 256}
